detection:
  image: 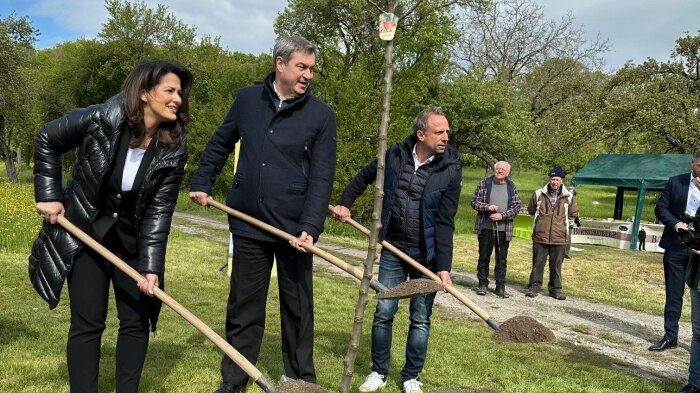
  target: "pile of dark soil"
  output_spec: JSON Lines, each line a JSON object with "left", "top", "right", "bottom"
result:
{"left": 491, "top": 315, "right": 554, "bottom": 343}
{"left": 276, "top": 380, "right": 328, "bottom": 393}
{"left": 432, "top": 389, "right": 496, "bottom": 393}
{"left": 376, "top": 278, "right": 444, "bottom": 299}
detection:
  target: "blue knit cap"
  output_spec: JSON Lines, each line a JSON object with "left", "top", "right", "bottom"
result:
{"left": 548, "top": 165, "right": 565, "bottom": 178}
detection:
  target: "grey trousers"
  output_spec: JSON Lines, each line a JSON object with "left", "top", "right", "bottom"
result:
{"left": 528, "top": 242, "right": 566, "bottom": 294}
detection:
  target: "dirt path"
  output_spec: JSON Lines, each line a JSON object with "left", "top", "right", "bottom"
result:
{"left": 173, "top": 212, "right": 691, "bottom": 384}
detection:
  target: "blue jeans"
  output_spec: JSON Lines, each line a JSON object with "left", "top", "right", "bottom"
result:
{"left": 370, "top": 248, "right": 437, "bottom": 382}
{"left": 689, "top": 287, "right": 700, "bottom": 386}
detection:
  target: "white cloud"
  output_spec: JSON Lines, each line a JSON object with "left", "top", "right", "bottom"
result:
{"left": 534, "top": 0, "right": 700, "bottom": 70}
{"left": 10, "top": 0, "right": 700, "bottom": 71}
{"left": 29, "top": 0, "right": 106, "bottom": 35}
{"left": 26, "top": 0, "right": 287, "bottom": 54}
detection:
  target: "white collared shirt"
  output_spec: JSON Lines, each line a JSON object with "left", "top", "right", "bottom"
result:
{"left": 272, "top": 79, "right": 297, "bottom": 108}
{"left": 686, "top": 173, "right": 700, "bottom": 216}
{"left": 412, "top": 145, "right": 435, "bottom": 173}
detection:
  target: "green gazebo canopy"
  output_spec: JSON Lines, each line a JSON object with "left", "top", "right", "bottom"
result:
{"left": 571, "top": 153, "right": 692, "bottom": 250}
{"left": 571, "top": 154, "right": 692, "bottom": 190}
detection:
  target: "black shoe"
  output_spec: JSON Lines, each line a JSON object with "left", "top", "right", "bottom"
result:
{"left": 525, "top": 289, "right": 538, "bottom": 298}
{"left": 213, "top": 383, "right": 243, "bottom": 393}
{"left": 476, "top": 286, "right": 487, "bottom": 295}
{"left": 681, "top": 383, "right": 700, "bottom": 392}
{"left": 495, "top": 287, "right": 510, "bottom": 298}
{"left": 549, "top": 292, "right": 566, "bottom": 300}
{"left": 648, "top": 337, "right": 677, "bottom": 351}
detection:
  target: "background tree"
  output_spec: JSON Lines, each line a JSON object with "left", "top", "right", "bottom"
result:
{"left": 521, "top": 59, "right": 610, "bottom": 173}
{"left": 456, "top": 0, "right": 608, "bottom": 82}
{"left": 0, "top": 13, "right": 38, "bottom": 182}
{"left": 453, "top": 0, "right": 609, "bottom": 169}
{"left": 437, "top": 72, "right": 534, "bottom": 169}
{"left": 599, "top": 32, "right": 700, "bottom": 154}
{"left": 97, "top": 0, "right": 197, "bottom": 91}
{"left": 275, "top": 0, "right": 464, "bottom": 220}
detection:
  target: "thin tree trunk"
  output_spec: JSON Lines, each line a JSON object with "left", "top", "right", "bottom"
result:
{"left": 339, "top": 2, "right": 398, "bottom": 392}
{"left": 0, "top": 114, "right": 18, "bottom": 182}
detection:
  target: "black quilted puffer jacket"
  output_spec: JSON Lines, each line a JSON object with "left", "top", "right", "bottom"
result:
{"left": 29, "top": 94, "right": 188, "bottom": 309}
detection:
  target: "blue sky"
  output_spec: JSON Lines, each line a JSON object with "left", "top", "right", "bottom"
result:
{"left": 1, "top": 0, "right": 698, "bottom": 72}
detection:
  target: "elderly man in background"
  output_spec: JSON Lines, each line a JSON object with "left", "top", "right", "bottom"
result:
{"left": 470, "top": 161, "right": 521, "bottom": 298}
{"left": 525, "top": 165, "right": 579, "bottom": 300}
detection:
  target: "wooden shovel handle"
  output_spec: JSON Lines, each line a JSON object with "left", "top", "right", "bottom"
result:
{"left": 328, "top": 205, "right": 498, "bottom": 330}
{"left": 206, "top": 199, "right": 388, "bottom": 294}
{"left": 56, "top": 216, "right": 276, "bottom": 392}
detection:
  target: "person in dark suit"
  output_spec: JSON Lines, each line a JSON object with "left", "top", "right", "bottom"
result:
{"left": 652, "top": 152, "right": 700, "bottom": 352}
{"left": 638, "top": 227, "right": 647, "bottom": 251}
{"left": 30, "top": 60, "right": 192, "bottom": 393}
{"left": 189, "top": 36, "right": 336, "bottom": 393}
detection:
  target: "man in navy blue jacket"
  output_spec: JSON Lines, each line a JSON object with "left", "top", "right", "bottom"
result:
{"left": 333, "top": 107, "right": 461, "bottom": 393}
{"left": 190, "top": 36, "right": 336, "bottom": 393}
{"left": 652, "top": 152, "right": 700, "bottom": 353}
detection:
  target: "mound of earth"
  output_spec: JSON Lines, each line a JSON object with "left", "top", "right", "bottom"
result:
{"left": 277, "top": 380, "right": 328, "bottom": 393}
{"left": 376, "top": 278, "right": 444, "bottom": 299}
{"left": 491, "top": 315, "right": 555, "bottom": 343}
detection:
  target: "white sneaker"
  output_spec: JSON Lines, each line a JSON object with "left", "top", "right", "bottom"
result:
{"left": 403, "top": 378, "right": 424, "bottom": 393}
{"left": 359, "top": 372, "right": 387, "bottom": 392}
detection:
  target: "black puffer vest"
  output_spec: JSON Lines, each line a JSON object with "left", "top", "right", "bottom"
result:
{"left": 386, "top": 158, "right": 433, "bottom": 251}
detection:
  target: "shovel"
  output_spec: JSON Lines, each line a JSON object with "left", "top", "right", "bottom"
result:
{"left": 205, "top": 199, "right": 391, "bottom": 295}
{"left": 328, "top": 205, "right": 499, "bottom": 331}
{"left": 55, "top": 215, "right": 276, "bottom": 393}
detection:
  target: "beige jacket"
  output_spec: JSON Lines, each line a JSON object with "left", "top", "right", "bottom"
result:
{"left": 527, "top": 184, "right": 579, "bottom": 245}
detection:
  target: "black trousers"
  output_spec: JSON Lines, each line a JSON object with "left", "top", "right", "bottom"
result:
{"left": 663, "top": 245, "right": 691, "bottom": 341}
{"left": 528, "top": 242, "right": 566, "bottom": 294}
{"left": 476, "top": 228, "right": 510, "bottom": 288}
{"left": 221, "top": 236, "right": 315, "bottom": 387}
{"left": 66, "top": 236, "right": 151, "bottom": 393}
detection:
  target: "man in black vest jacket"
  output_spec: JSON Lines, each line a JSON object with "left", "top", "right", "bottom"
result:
{"left": 189, "top": 36, "right": 337, "bottom": 393}
{"left": 333, "top": 107, "right": 461, "bottom": 393}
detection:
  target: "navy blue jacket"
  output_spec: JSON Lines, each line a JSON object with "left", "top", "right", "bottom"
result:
{"left": 190, "top": 73, "right": 337, "bottom": 241}
{"left": 656, "top": 172, "right": 692, "bottom": 250}
{"left": 339, "top": 135, "right": 462, "bottom": 272}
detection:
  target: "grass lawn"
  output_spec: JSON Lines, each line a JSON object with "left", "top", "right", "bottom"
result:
{"left": 1, "top": 229, "right": 683, "bottom": 392}
{"left": 177, "top": 165, "right": 661, "bottom": 241}
{"left": 0, "top": 163, "right": 685, "bottom": 392}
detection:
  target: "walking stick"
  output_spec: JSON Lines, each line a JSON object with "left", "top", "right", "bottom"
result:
{"left": 55, "top": 215, "right": 276, "bottom": 393}
{"left": 328, "top": 205, "right": 499, "bottom": 331}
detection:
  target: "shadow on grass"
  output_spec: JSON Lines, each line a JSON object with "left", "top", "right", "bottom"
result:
{"left": 0, "top": 316, "right": 40, "bottom": 348}
{"left": 563, "top": 307, "right": 690, "bottom": 350}
{"left": 89, "top": 336, "right": 189, "bottom": 392}
{"left": 558, "top": 340, "right": 685, "bottom": 390}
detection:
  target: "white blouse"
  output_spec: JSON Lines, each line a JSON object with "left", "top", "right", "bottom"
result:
{"left": 122, "top": 147, "right": 146, "bottom": 192}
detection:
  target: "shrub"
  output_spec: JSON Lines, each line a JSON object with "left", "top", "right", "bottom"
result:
{"left": 0, "top": 181, "right": 41, "bottom": 252}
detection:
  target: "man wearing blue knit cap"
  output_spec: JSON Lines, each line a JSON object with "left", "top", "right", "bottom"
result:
{"left": 525, "top": 165, "right": 579, "bottom": 300}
